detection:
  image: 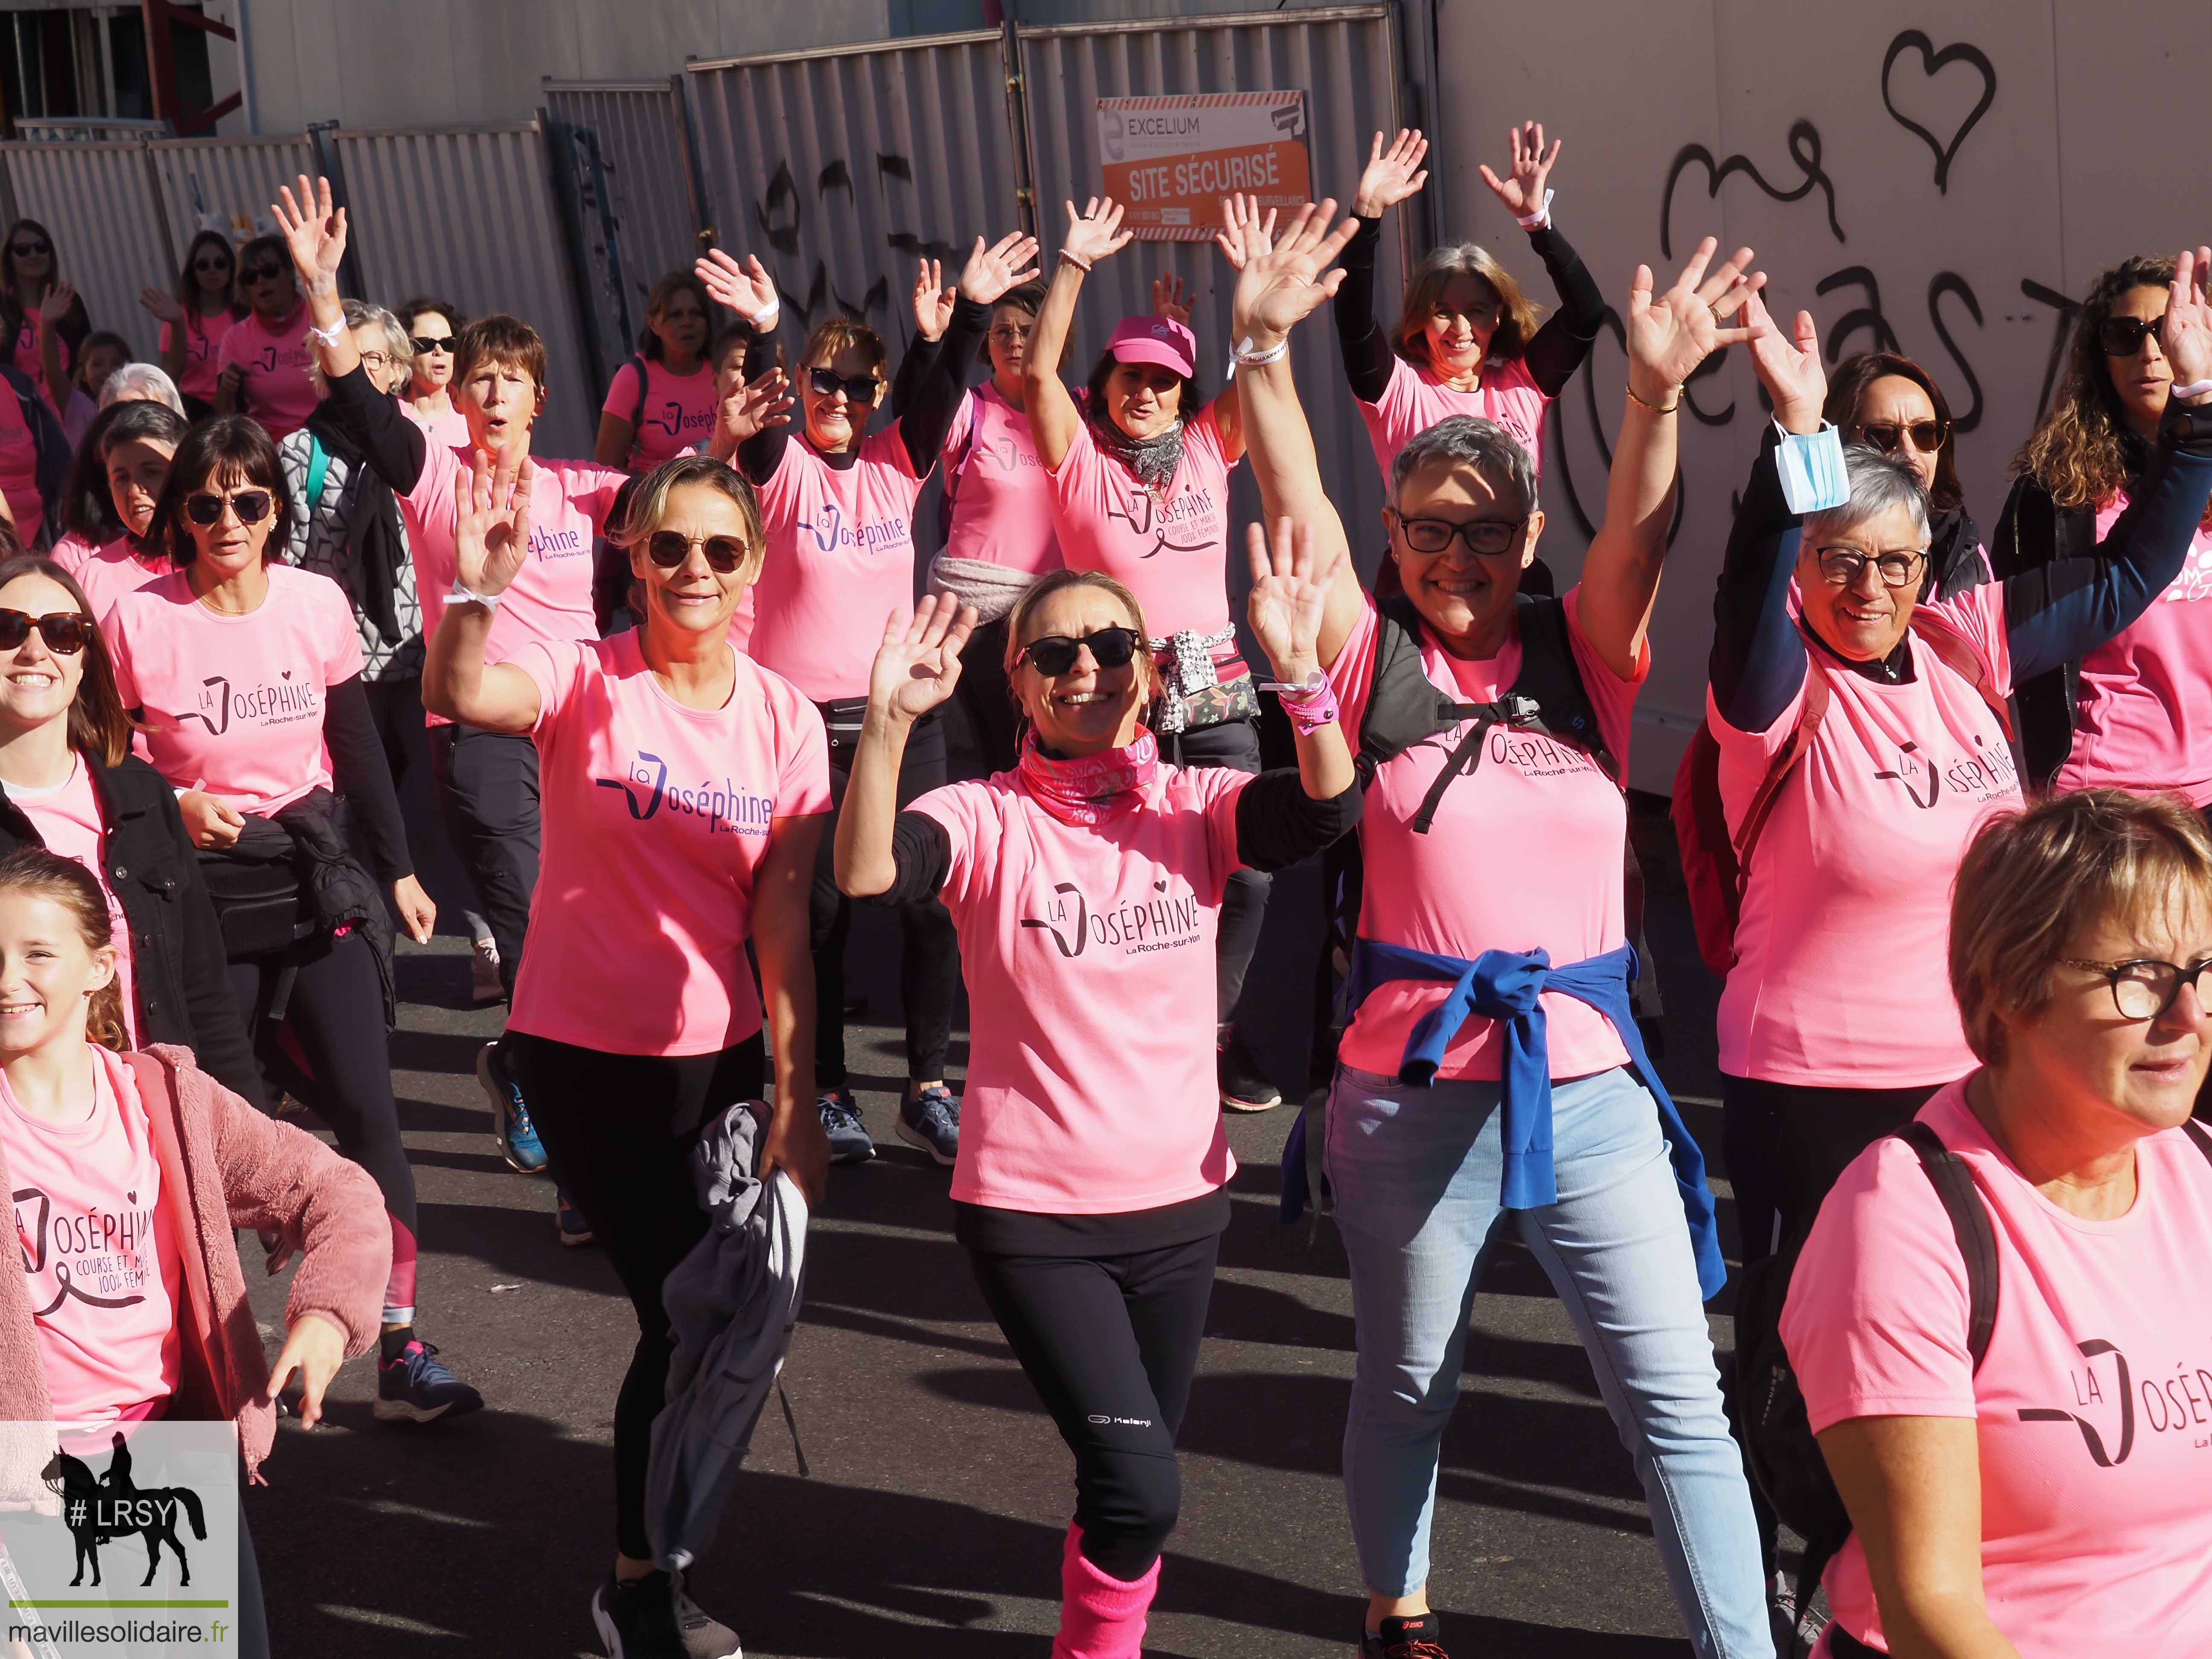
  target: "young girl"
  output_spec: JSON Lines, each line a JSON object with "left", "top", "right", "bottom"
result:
{"left": 141, "top": 229, "right": 245, "bottom": 420}
{"left": 597, "top": 272, "right": 717, "bottom": 472}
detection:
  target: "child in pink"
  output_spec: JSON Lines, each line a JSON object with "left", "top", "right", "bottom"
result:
{"left": 602, "top": 355, "right": 716, "bottom": 471}
{"left": 160, "top": 309, "right": 238, "bottom": 407}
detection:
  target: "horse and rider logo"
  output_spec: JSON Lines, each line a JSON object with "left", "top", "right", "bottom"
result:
{"left": 40, "top": 1432, "right": 207, "bottom": 1587}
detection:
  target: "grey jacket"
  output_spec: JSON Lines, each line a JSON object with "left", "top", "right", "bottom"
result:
{"left": 645, "top": 1099, "right": 809, "bottom": 1571}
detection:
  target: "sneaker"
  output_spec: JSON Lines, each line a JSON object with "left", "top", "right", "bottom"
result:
{"left": 591, "top": 1571, "right": 686, "bottom": 1659}
{"left": 470, "top": 937, "right": 504, "bottom": 1005}
{"left": 556, "top": 1187, "right": 595, "bottom": 1247}
{"left": 1217, "top": 1029, "right": 1283, "bottom": 1113}
{"left": 818, "top": 1087, "right": 873, "bottom": 1164}
{"left": 895, "top": 1083, "right": 960, "bottom": 1166}
{"left": 374, "top": 1340, "right": 484, "bottom": 1423}
{"left": 672, "top": 1575, "right": 741, "bottom": 1659}
{"left": 1361, "top": 1612, "right": 1450, "bottom": 1658}
{"left": 478, "top": 1042, "right": 548, "bottom": 1173}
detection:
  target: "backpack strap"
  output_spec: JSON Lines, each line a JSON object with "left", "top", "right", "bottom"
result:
{"left": 1910, "top": 614, "right": 2015, "bottom": 742}
{"left": 303, "top": 432, "right": 332, "bottom": 515}
{"left": 1728, "top": 659, "right": 1834, "bottom": 899}
{"left": 2183, "top": 1118, "right": 2212, "bottom": 1167}
{"left": 1894, "top": 1119, "right": 2000, "bottom": 1373}
{"left": 1507, "top": 593, "right": 1617, "bottom": 783}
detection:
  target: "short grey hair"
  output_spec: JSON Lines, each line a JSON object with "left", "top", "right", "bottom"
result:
{"left": 1389, "top": 415, "right": 1539, "bottom": 518}
{"left": 1802, "top": 442, "right": 1930, "bottom": 550}
{"left": 99, "top": 362, "right": 182, "bottom": 414}
{"left": 308, "top": 300, "right": 414, "bottom": 398}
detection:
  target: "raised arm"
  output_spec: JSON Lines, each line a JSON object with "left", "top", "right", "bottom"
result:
{"left": 1574, "top": 239, "right": 1765, "bottom": 682}
{"left": 140, "top": 286, "right": 189, "bottom": 384}
{"left": 837, "top": 594, "right": 976, "bottom": 899}
{"left": 890, "top": 258, "right": 952, "bottom": 419}
{"left": 1026, "top": 198, "right": 1133, "bottom": 470}
{"left": 1473, "top": 123, "right": 1604, "bottom": 397}
{"left": 36, "top": 284, "right": 72, "bottom": 404}
{"left": 696, "top": 250, "right": 787, "bottom": 485}
{"left": 900, "top": 232, "right": 1037, "bottom": 473}
{"left": 421, "top": 452, "right": 544, "bottom": 731}
{"left": 1333, "top": 131, "right": 1427, "bottom": 404}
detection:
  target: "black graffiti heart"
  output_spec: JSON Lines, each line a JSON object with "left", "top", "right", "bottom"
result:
{"left": 1882, "top": 31, "right": 1997, "bottom": 195}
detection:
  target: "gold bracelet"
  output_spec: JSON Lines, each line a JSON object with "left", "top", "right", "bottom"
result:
{"left": 1625, "top": 383, "right": 1681, "bottom": 415}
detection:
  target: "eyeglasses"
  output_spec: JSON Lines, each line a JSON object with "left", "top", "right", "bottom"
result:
{"left": 411, "top": 335, "right": 454, "bottom": 355}
{"left": 807, "top": 366, "right": 881, "bottom": 402}
{"left": 2099, "top": 314, "right": 2167, "bottom": 357}
{"left": 185, "top": 489, "right": 275, "bottom": 527}
{"left": 1394, "top": 514, "right": 1528, "bottom": 557}
{"left": 1016, "top": 627, "right": 1142, "bottom": 676}
{"left": 1857, "top": 418, "right": 1949, "bottom": 455}
{"left": 358, "top": 350, "right": 392, "bottom": 373}
{"left": 645, "top": 530, "right": 750, "bottom": 573}
{"left": 2062, "top": 956, "right": 2212, "bottom": 1022}
{"left": 988, "top": 324, "right": 1033, "bottom": 344}
{"left": 0, "top": 608, "right": 87, "bottom": 655}
{"left": 1813, "top": 544, "right": 1928, "bottom": 588}
{"left": 238, "top": 263, "right": 283, "bottom": 285}
{"left": 9, "top": 239, "right": 50, "bottom": 259}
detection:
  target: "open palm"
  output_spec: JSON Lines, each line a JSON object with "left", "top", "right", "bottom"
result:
{"left": 720, "top": 368, "right": 793, "bottom": 445}
{"left": 868, "top": 595, "right": 976, "bottom": 722}
{"left": 1227, "top": 198, "right": 1359, "bottom": 346}
{"left": 1062, "top": 198, "right": 1132, "bottom": 268}
{"left": 1737, "top": 292, "right": 1826, "bottom": 428}
{"left": 2163, "top": 246, "right": 2212, "bottom": 390}
{"left": 1624, "top": 236, "right": 1766, "bottom": 401}
{"left": 271, "top": 175, "right": 346, "bottom": 287}
{"left": 1353, "top": 128, "right": 1429, "bottom": 218}
{"left": 453, "top": 452, "right": 534, "bottom": 596}
{"left": 696, "top": 248, "right": 778, "bottom": 319}
{"left": 1246, "top": 518, "right": 1340, "bottom": 682}
{"left": 960, "top": 232, "right": 1042, "bottom": 306}
{"left": 1478, "top": 121, "right": 1560, "bottom": 221}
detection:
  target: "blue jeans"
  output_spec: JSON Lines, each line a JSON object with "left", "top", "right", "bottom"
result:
{"left": 1328, "top": 1063, "right": 1770, "bottom": 1658}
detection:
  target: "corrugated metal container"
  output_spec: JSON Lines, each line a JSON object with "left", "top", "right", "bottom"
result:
{"left": 0, "top": 142, "right": 174, "bottom": 359}
{"left": 149, "top": 135, "right": 317, "bottom": 250}
{"left": 330, "top": 124, "right": 597, "bottom": 457}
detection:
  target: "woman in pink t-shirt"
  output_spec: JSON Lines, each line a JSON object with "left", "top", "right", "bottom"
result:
{"left": 396, "top": 295, "right": 471, "bottom": 449}
{"left": 0, "top": 845, "right": 390, "bottom": 1659}
{"left": 1239, "top": 204, "right": 1775, "bottom": 1656}
{"left": 140, "top": 229, "right": 245, "bottom": 419}
{"left": 1823, "top": 351, "right": 1990, "bottom": 601}
{"left": 215, "top": 234, "right": 317, "bottom": 439}
{"left": 425, "top": 449, "right": 828, "bottom": 1653}
{"left": 837, "top": 536, "right": 1358, "bottom": 1659}
{"left": 51, "top": 400, "right": 185, "bottom": 617}
{"left": 0, "top": 218, "right": 87, "bottom": 415}
{"left": 1784, "top": 789, "right": 2212, "bottom": 1659}
{"left": 107, "top": 414, "right": 484, "bottom": 1429}
{"left": 596, "top": 271, "right": 716, "bottom": 472}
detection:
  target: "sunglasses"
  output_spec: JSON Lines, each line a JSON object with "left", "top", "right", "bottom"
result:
{"left": 9, "top": 239, "right": 49, "bottom": 259}
{"left": 185, "top": 489, "right": 275, "bottom": 527}
{"left": 1857, "top": 418, "right": 1948, "bottom": 455}
{"left": 2099, "top": 314, "right": 2166, "bottom": 356}
{"left": 411, "top": 335, "right": 454, "bottom": 355}
{"left": 192, "top": 254, "right": 232, "bottom": 274}
{"left": 807, "top": 366, "right": 881, "bottom": 402}
{"left": 1016, "top": 626, "right": 1142, "bottom": 676}
{"left": 0, "top": 608, "right": 88, "bottom": 655}
{"left": 645, "top": 530, "right": 750, "bottom": 573}
{"left": 238, "top": 263, "right": 283, "bottom": 285}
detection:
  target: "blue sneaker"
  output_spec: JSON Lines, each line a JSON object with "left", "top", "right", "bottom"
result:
{"left": 373, "top": 1340, "right": 484, "bottom": 1423}
{"left": 478, "top": 1042, "right": 547, "bottom": 1173}
{"left": 896, "top": 1083, "right": 960, "bottom": 1166}
{"left": 818, "top": 1087, "right": 873, "bottom": 1164}
{"left": 556, "top": 1187, "right": 594, "bottom": 1247}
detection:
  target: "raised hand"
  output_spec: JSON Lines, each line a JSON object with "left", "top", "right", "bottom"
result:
{"left": 1478, "top": 122, "right": 1560, "bottom": 222}
{"left": 36, "top": 282, "right": 75, "bottom": 326}
{"left": 912, "top": 258, "right": 953, "bottom": 342}
{"left": 696, "top": 248, "right": 778, "bottom": 320}
{"left": 137, "top": 285, "right": 184, "bottom": 324}
{"left": 866, "top": 594, "right": 977, "bottom": 724}
{"left": 1246, "top": 516, "right": 1342, "bottom": 684}
{"left": 1624, "top": 238, "right": 1768, "bottom": 407}
{"left": 1062, "top": 198, "right": 1132, "bottom": 268}
{"left": 1213, "top": 194, "right": 1278, "bottom": 272}
{"left": 958, "top": 231, "right": 1042, "bottom": 306}
{"left": 1737, "top": 292, "right": 1827, "bottom": 431}
{"left": 2162, "top": 246, "right": 2212, "bottom": 397}
{"left": 1152, "top": 272, "right": 1191, "bottom": 326}
{"left": 453, "top": 450, "right": 534, "bottom": 597}
{"left": 1353, "top": 128, "right": 1429, "bottom": 218}
{"left": 271, "top": 175, "right": 346, "bottom": 291}
{"left": 1228, "top": 198, "right": 1359, "bottom": 347}
{"left": 717, "top": 367, "right": 793, "bottom": 447}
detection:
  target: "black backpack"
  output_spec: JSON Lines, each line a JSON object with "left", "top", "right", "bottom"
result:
{"left": 1990, "top": 474, "right": 2094, "bottom": 788}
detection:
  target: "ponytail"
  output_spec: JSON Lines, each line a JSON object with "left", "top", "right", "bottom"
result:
{"left": 0, "top": 847, "right": 130, "bottom": 1051}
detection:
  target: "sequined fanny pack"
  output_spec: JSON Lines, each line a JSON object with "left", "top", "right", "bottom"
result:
{"left": 1149, "top": 625, "right": 1256, "bottom": 734}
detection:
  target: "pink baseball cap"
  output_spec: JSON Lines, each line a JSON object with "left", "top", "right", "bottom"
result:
{"left": 1106, "top": 314, "right": 1197, "bottom": 378}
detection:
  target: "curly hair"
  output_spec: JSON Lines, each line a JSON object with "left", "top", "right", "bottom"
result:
{"left": 2014, "top": 256, "right": 2177, "bottom": 512}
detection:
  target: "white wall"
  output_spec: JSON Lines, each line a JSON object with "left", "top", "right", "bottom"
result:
{"left": 1428, "top": 0, "right": 2212, "bottom": 789}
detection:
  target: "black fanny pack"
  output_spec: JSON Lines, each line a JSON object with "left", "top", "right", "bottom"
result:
{"left": 195, "top": 849, "right": 310, "bottom": 960}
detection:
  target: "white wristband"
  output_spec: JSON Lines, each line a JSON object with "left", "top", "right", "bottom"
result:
{"left": 1514, "top": 188, "right": 1555, "bottom": 230}
{"left": 307, "top": 318, "right": 347, "bottom": 348}
{"left": 1232, "top": 335, "right": 1289, "bottom": 368}
{"left": 744, "top": 302, "right": 779, "bottom": 332}
{"left": 448, "top": 582, "right": 503, "bottom": 611}
{"left": 2173, "top": 378, "right": 2212, "bottom": 400}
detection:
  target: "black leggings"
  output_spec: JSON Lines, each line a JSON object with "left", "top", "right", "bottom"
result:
{"left": 237, "top": 1493, "right": 268, "bottom": 1658}
{"left": 1720, "top": 1076, "right": 1942, "bottom": 1266}
{"left": 946, "top": 615, "right": 1019, "bottom": 782}
{"left": 1162, "top": 717, "right": 1269, "bottom": 1026}
{"left": 812, "top": 708, "right": 958, "bottom": 1085}
{"left": 967, "top": 1234, "right": 1218, "bottom": 1581}
{"left": 227, "top": 928, "right": 415, "bottom": 1320}
{"left": 505, "top": 1030, "right": 763, "bottom": 1561}
{"left": 429, "top": 723, "right": 540, "bottom": 1000}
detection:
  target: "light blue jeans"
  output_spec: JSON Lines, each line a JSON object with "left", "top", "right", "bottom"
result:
{"left": 1328, "top": 1062, "right": 1770, "bottom": 1659}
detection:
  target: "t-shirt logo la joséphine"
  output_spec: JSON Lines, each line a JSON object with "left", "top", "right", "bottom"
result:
{"left": 1019, "top": 871, "right": 1203, "bottom": 960}
{"left": 593, "top": 749, "right": 774, "bottom": 836}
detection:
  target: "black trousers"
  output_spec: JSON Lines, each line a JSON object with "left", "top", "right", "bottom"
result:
{"left": 966, "top": 1234, "right": 1217, "bottom": 1582}
{"left": 813, "top": 707, "right": 957, "bottom": 1085}
{"left": 506, "top": 1030, "right": 764, "bottom": 1561}
{"left": 1162, "top": 717, "right": 1269, "bottom": 1027}
{"left": 428, "top": 723, "right": 540, "bottom": 999}
{"left": 237, "top": 1493, "right": 268, "bottom": 1659}
{"left": 367, "top": 674, "right": 491, "bottom": 943}
{"left": 1721, "top": 1075, "right": 1943, "bottom": 1266}
{"left": 944, "top": 616, "right": 1020, "bottom": 783}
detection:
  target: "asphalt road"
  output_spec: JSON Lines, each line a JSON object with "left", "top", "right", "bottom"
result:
{"left": 245, "top": 796, "right": 1756, "bottom": 1658}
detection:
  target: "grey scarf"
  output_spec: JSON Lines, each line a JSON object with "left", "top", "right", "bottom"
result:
{"left": 1088, "top": 405, "right": 1186, "bottom": 494}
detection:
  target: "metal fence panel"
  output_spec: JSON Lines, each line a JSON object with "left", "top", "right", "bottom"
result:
{"left": 331, "top": 124, "right": 597, "bottom": 457}
{"left": 0, "top": 141, "right": 172, "bottom": 360}
{"left": 149, "top": 135, "right": 316, "bottom": 253}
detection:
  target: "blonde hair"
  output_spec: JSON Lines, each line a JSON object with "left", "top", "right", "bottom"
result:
{"left": 1950, "top": 789, "right": 2212, "bottom": 1064}
{"left": 1395, "top": 244, "right": 1544, "bottom": 367}
{"left": 800, "top": 316, "right": 887, "bottom": 379}
{"left": 0, "top": 848, "right": 128, "bottom": 1051}
{"left": 608, "top": 454, "right": 767, "bottom": 588}
{"left": 1002, "top": 568, "right": 1162, "bottom": 704}
{"left": 308, "top": 299, "right": 413, "bottom": 399}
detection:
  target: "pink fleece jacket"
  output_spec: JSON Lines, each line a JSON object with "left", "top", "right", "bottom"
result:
{"left": 0, "top": 1045, "right": 389, "bottom": 1497}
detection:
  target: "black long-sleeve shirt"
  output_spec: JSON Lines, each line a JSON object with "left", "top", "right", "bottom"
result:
{"left": 324, "top": 363, "right": 430, "bottom": 494}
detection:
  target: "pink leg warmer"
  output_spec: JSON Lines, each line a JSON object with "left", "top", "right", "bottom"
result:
{"left": 1052, "top": 1522, "right": 1158, "bottom": 1659}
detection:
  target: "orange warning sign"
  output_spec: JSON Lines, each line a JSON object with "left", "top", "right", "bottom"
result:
{"left": 1097, "top": 92, "right": 1311, "bottom": 242}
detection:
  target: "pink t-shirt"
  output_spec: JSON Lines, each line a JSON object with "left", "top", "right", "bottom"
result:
{"left": 506, "top": 633, "right": 831, "bottom": 1057}
{"left": 215, "top": 304, "right": 317, "bottom": 438}
{"left": 942, "top": 384, "right": 1062, "bottom": 576}
{"left": 104, "top": 564, "right": 364, "bottom": 815}
{"left": 399, "top": 397, "right": 470, "bottom": 450}
{"left": 3, "top": 1045, "right": 183, "bottom": 1428}
{"left": 11, "top": 759, "right": 135, "bottom": 1047}
{"left": 65, "top": 535, "right": 166, "bottom": 621}
{"left": 1046, "top": 407, "right": 1236, "bottom": 655}
{"left": 2054, "top": 494, "right": 2212, "bottom": 806}
{"left": 160, "top": 309, "right": 238, "bottom": 404}
{"left": 1329, "top": 590, "right": 1643, "bottom": 1081}
{"left": 1358, "top": 354, "right": 1551, "bottom": 487}
{"left": 15, "top": 317, "right": 67, "bottom": 413}
{"left": 1784, "top": 1084, "right": 2212, "bottom": 1659}
{"left": 911, "top": 763, "right": 1245, "bottom": 1213}
{"left": 0, "top": 381, "right": 43, "bottom": 536}
{"left": 603, "top": 358, "right": 717, "bottom": 470}
{"left": 1713, "top": 588, "right": 2023, "bottom": 1088}
{"left": 748, "top": 429, "right": 925, "bottom": 703}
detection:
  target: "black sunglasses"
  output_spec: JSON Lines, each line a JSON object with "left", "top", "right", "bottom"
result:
{"left": 807, "top": 366, "right": 881, "bottom": 402}
{"left": 411, "top": 335, "right": 454, "bottom": 355}
{"left": 0, "top": 608, "right": 87, "bottom": 655}
{"left": 238, "top": 263, "right": 284, "bottom": 285}
{"left": 646, "top": 530, "right": 750, "bottom": 574}
{"left": 1857, "top": 418, "right": 1949, "bottom": 455}
{"left": 9, "top": 239, "right": 49, "bottom": 259}
{"left": 2099, "top": 314, "right": 2166, "bottom": 357}
{"left": 185, "top": 489, "right": 275, "bottom": 527}
{"left": 1017, "top": 627, "right": 1142, "bottom": 676}
{"left": 192, "top": 253, "right": 232, "bottom": 273}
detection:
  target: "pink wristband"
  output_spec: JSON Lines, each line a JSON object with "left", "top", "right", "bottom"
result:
{"left": 1261, "top": 673, "right": 1340, "bottom": 737}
